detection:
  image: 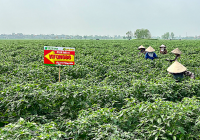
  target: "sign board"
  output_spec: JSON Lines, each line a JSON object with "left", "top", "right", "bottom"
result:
{"left": 44, "top": 46, "right": 75, "bottom": 66}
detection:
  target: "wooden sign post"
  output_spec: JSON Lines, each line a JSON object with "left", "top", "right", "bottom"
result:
{"left": 44, "top": 46, "right": 75, "bottom": 82}
{"left": 59, "top": 66, "right": 61, "bottom": 82}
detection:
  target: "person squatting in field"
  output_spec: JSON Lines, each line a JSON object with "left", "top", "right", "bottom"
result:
{"left": 166, "top": 48, "right": 181, "bottom": 62}
{"left": 167, "top": 60, "right": 195, "bottom": 81}
{"left": 159, "top": 44, "right": 167, "bottom": 54}
{"left": 138, "top": 45, "right": 146, "bottom": 56}
{"left": 145, "top": 46, "right": 158, "bottom": 60}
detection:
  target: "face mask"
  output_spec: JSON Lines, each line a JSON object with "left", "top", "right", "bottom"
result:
{"left": 148, "top": 52, "right": 154, "bottom": 57}
{"left": 161, "top": 48, "right": 164, "bottom": 51}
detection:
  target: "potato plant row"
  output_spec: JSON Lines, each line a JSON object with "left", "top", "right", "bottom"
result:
{"left": 0, "top": 40, "right": 200, "bottom": 139}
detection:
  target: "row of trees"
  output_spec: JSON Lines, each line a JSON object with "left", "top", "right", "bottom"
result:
{"left": 161, "top": 32, "right": 175, "bottom": 39}
{"left": 126, "top": 29, "right": 175, "bottom": 40}
{"left": 126, "top": 29, "right": 151, "bottom": 40}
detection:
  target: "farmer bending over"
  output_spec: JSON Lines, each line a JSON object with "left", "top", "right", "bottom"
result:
{"left": 167, "top": 60, "right": 195, "bottom": 81}
{"left": 138, "top": 45, "right": 146, "bottom": 56}
{"left": 145, "top": 46, "right": 158, "bottom": 60}
{"left": 166, "top": 48, "right": 181, "bottom": 62}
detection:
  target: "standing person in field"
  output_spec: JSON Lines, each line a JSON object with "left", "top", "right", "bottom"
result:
{"left": 138, "top": 45, "right": 146, "bottom": 56}
{"left": 159, "top": 44, "right": 167, "bottom": 54}
{"left": 167, "top": 60, "right": 195, "bottom": 81}
{"left": 166, "top": 48, "right": 181, "bottom": 62}
{"left": 145, "top": 46, "right": 158, "bottom": 60}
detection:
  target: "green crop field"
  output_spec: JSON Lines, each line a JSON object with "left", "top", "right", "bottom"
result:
{"left": 0, "top": 40, "right": 200, "bottom": 139}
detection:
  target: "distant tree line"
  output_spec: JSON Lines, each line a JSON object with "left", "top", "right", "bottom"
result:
{"left": 134, "top": 29, "right": 151, "bottom": 39}
{"left": 125, "top": 29, "right": 151, "bottom": 40}
{"left": 0, "top": 34, "right": 124, "bottom": 40}
{"left": 161, "top": 32, "right": 175, "bottom": 39}
{"left": 125, "top": 29, "right": 200, "bottom": 40}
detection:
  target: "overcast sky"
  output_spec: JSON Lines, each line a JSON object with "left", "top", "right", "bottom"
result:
{"left": 0, "top": 0, "right": 200, "bottom": 37}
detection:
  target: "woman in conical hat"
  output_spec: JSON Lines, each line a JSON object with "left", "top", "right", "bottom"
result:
{"left": 167, "top": 60, "right": 195, "bottom": 80}
{"left": 166, "top": 48, "right": 181, "bottom": 62}
{"left": 145, "top": 46, "right": 158, "bottom": 60}
{"left": 159, "top": 44, "right": 167, "bottom": 54}
{"left": 138, "top": 45, "right": 146, "bottom": 56}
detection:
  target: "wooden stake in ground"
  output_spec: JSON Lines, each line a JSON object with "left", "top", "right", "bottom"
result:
{"left": 59, "top": 66, "right": 61, "bottom": 82}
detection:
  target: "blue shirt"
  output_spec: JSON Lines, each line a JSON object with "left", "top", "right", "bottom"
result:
{"left": 145, "top": 52, "right": 158, "bottom": 60}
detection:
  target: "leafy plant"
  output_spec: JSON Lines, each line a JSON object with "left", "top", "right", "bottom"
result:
{"left": 0, "top": 40, "right": 200, "bottom": 139}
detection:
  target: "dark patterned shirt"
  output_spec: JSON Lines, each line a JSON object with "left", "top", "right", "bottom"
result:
{"left": 138, "top": 50, "right": 146, "bottom": 56}
{"left": 160, "top": 48, "right": 167, "bottom": 54}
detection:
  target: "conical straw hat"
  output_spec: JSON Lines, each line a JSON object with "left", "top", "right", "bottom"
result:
{"left": 138, "top": 45, "right": 145, "bottom": 50}
{"left": 160, "top": 44, "right": 166, "bottom": 48}
{"left": 145, "top": 46, "right": 155, "bottom": 52}
{"left": 171, "top": 48, "right": 181, "bottom": 54}
{"left": 167, "top": 60, "right": 187, "bottom": 73}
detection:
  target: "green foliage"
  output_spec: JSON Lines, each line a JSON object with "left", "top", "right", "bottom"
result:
{"left": 134, "top": 28, "right": 151, "bottom": 39}
{"left": 0, "top": 118, "right": 68, "bottom": 140}
{"left": 162, "top": 32, "right": 170, "bottom": 39}
{"left": 63, "top": 97, "right": 200, "bottom": 139}
{"left": 171, "top": 32, "right": 175, "bottom": 39}
{"left": 0, "top": 40, "right": 200, "bottom": 139}
{"left": 119, "top": 97, "right": 200, "bottom": 139}
{"left": 126, "top": 31, "right": 133, "bottom": 40}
